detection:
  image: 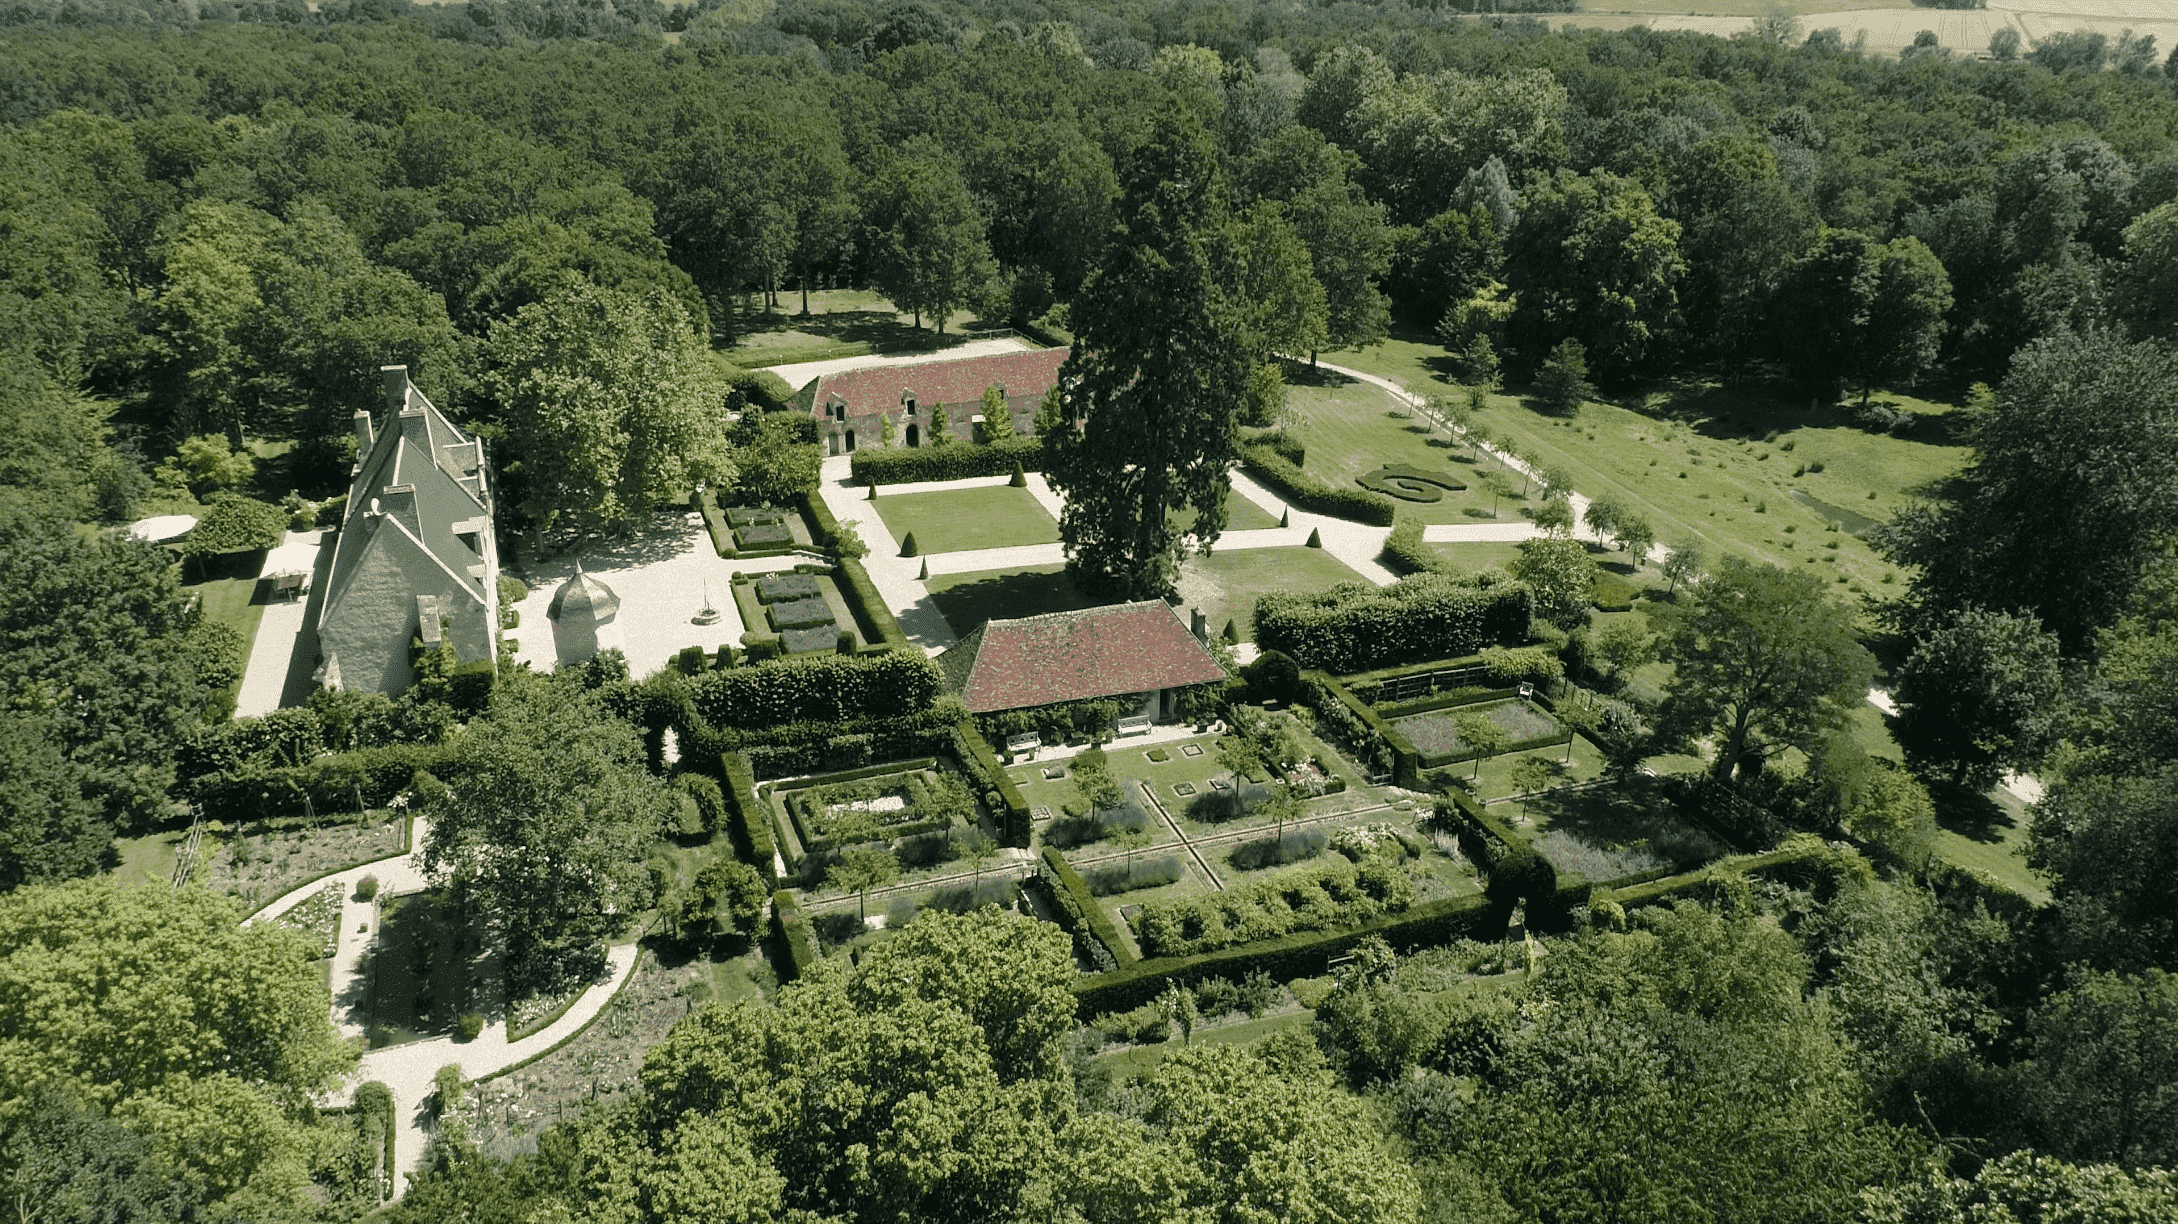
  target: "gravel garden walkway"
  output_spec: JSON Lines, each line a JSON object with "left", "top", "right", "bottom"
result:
{"left": 246, "top": 820, "right": 646, "bottom": 1199}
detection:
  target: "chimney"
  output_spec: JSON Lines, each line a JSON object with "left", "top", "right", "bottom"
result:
{"left": 1191, "top": 608, "right": 1208, "bottom": 643}
{"left": 400, "top": 407, "right": 430, "bottom": 450}
{"left": 353, "top": 409, "right": 375, "bottom": 455}
{"left": 381, "top": 365, "right": 411, "bottom": 416}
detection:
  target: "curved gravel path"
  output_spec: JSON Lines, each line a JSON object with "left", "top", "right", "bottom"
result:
{"left": 245, "top": 821, "right": 646, "bottom": 1199}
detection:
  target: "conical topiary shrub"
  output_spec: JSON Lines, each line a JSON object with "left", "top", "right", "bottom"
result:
{"left": 1279, "top": 506, "right": 1290, "bottom": 528}
{"left": 1305, "top": 527, "right": 1322, "bottom": 548}
{"left": 918, "top": 557, "right": 929, "bottom": 580}
{"left": 900, "top": 532, "right": 920, "bottom": 557}
{"left": 1009, "top": 461, "right": 1027, "bottom": 488}
{"left": 1221, "top": 619, "right": 1239, "bottom": 644}
{"left": 867, "top": 482, "right": 878, "bottom": 499}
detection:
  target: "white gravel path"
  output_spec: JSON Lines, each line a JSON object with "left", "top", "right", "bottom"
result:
{"left": 244, "top": 820, "right": 646, "bottom": 1199}
{"left": 233, "top": 529, "right": 333, "bottom": 719}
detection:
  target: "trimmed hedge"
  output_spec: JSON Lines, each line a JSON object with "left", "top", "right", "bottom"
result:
{"left": 1374, "top": 686, "right": 1520, "bottom": 720}
{"left": 1130, "top": 856, "right": 1416, "bottom": 959}
{"left": 1243, "top": 428, "right": 1306, "bottom": 469}
{"left": 770, "top": 890, "right": 819, "bottom": 981}
{"left": 1596, "top": 837, "right": 1846, "bottom": 911}
{"left": 1379, "top": 518, "right": 1451, "bottom": 576}
{"left": 799, "top": 488, "right": 842, "bottom": 549}
{"left": 720, "top": 754, "right": 776, "bottom": 882}
{"left": 1298, "top": 669, "right": 1416, "bottom": 786}
{"left": 950, "top": 720, "right": 1031, "bottom": 846}
{"left": 836, "top": 557, "right": 910, "bottom": 648}
{"left": 851, "top": 434, "right": 1042, "bottom": 485}
{"left": 1241, "top": 445, "right": 1396, "bottom": 526}
{"left": 1254, "top": 574, "right": 1532, "bottom": 675}
{"left": 679, "top": 772, "right": 726, "bottom": 841}
{"left": 1073, "top": 890, "right": 1500, "bottom": 1015}
{"left": 769, "top": 757, "right": 941, "bottom": 791}
{"left": 685, "top": 650, "right": 942, "bottom": 731}
{"left": 1041, "top": 847, "right": 1135, "bottom": 967}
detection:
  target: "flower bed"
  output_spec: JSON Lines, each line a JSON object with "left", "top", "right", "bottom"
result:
{"left": 1129, "top": 856, "right": 1415, "bottom": 959}
{"left": 1392, "top": 699, "right": 1564, "bottom": 766}
{"left": 271, "top": 881, "right": 343, "bottom": 959}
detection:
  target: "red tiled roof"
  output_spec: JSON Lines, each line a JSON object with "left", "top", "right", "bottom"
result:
{"left": 806, "top": 347, "right": 1068, "bottom": 415}
{"left": 939, "top": 601, "right": 1228, "bottom": 714}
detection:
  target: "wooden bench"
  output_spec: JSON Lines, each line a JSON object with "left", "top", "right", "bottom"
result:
{"left": 1116, "top": 715, "right": 1153, "bottom": 738}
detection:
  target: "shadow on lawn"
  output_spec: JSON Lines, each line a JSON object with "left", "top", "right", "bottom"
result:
{"left": 1521, "top": 778, "right": 1728, "bottom": 873}
{"left": 927, "top": 567, "right": 1106, "bottom": 637}
{"left": 1930, "top": 782, "right": 2024, "bottom": 846}
{"left": 733, "top": 306, "right": 1003, "bottom": 357}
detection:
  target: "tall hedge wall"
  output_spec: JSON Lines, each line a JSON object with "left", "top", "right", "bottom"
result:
{"left": 684, "top": 650, "right": 942, "bottom": 730}
{"left": 1296, "top": 669, "right": 1413, "bottom": 786}
{"left": 1240, "top": 445, "right": 1395, "bottom": 526}
{"left": 1039, "top": 847, "right": 1134, "bottom": 969}
{"left": 770, "top": 890, "right": 819, "bottom": 980}
{"left": 951, "top": 720, "right": 1031, "bottom": 847}
{"left": 720, "top": 753, "right": 775, "bottom": 882}
{"left": 1254, "top": 574, "right": 1533, "bottom": 674}
{"left": 836, "top": 557, "right": 910, "bottom": 648}
{"left": 851, "top": 434, "right": 1042, "bottom": 485}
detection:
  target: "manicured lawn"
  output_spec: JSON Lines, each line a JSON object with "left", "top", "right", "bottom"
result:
{"left": 874, "top": 485, "right": 1059, "bottom": 554}
{"left": 1467, "top": 736, "right": 1608, "bottom": 803}
{"left": 1286, "top": 375, "right": 1510, "bottom": 525}
{"left": 1429, "top": 540, "right": 1528, "bottom": 578}
{"left": 1394, "top": 699, "right": 1564, "bottom": 763}
{"left": 110, "top": 830, "right": 185, "bottom": 888}
{"left": 1171, "top": 489, "right": 1282, "bottom": 534}
{"left": 1930, "top": 785, "right": 2048, "bottom": 904}
{"left": 724, "top": 289, "right": 999, "bottom": 368}
{"left": 1176, "top": 546, "right": 1368, "bottom": 643}
{"left": 1321, "top": 336, "right": 1970, "bottom": 600}
{"left": 185, "top": 567, "right": 270, "bottom": 708}
{"left": 927, "top": 564, "right": 1105, "bottom": 637}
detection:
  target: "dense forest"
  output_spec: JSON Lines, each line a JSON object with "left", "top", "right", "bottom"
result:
{"left": 4, "top": 1, "right": 2178, "bottom": 1220}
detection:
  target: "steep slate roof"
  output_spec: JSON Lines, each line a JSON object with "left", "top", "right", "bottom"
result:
{"left": 937, "top": 601, "right": 1227, "bottom": 714}
{"left": 798, "top": 347, "right": 1068, "bottom": 416}
{"left": 315, "top": 368, "right": 498, "bottom": 693}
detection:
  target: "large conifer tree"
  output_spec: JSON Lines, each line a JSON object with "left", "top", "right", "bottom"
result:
{"left": 1044, "top": 119, "right": 1253, "bottom": 600}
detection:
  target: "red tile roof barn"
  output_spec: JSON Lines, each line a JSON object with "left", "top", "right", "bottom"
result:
{"left": 937, "top": 601, "right": 1228, "bottom": 714}
{"left": 802, "top": 347, "right": 1068, "bottom": 415}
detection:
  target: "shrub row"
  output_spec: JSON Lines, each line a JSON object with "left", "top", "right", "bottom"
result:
{"left": 770, "top": 890, "right": 820, "bottom": 981}
{"left": 1131, "top": 856, "right": 1416, "bottom": 960}
{"left": 836, "top": 557, "right": 910, "bottom": 648}
{"left": 1254, "top": 574, "right": 1532, "bottom": 675}
{"left": 684, "top": 650, "right": 942, "bottom": 731}
{"left": 1374, "top": 686, "right": 1520, "bottom": 720}
{"left": 1240, "top": 445, "right": 1395, "bottom": 526}
{"left": 1073, "top": 889, "right": 1499, "bottom": 1015}
{"left": 1083, "top": 856, "right": 1187, "bottom": 896}
{"left": 1297, "top": 670, "right": 1413, "bottom": 786}
{"left": 719, "top": 754, "right": 776, "bottom": 882}
{"left": 1595, "top": 836, "right": 1849, "bottom": 911}
{"left": 186, "top": 741, "right": 463, "bottom": 825}
{"left": 1039, "top": 847, "right": 1134, "bottom": 968}
{"left": 1244, "top": 428, "right": 1306, "bottom": 468}
{"left": 851, "top": 434, "right": 1042, "bottom": 485}
{"left": 976, "top": 698, "right": 1126, "bottom": 747}
{"left": 798, "top": 488, "right": 842, "bottom": 550}
{"left": 1227, "top": 828, "right": 1328, "bottom": 871}
{"left": 1379, "top": 518, "right": 1450, "bottom": 576}
{"left": 950, "top": 720, "right": 1031, "bottom": 847}
{"left": 1340, "top": 656, "right": 1491, "bottom": 703}
{"left": 1044, "top": 802, "right": 1152, "bottom": 849}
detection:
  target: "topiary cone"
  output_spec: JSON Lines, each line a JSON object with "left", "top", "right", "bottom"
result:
{"left": 918, "top": 557, "right": 929, "bottom": 580}
{"left": 1221, "top": 619, "right": 1239, "bottom": 644}
{"left": 1009, "top": 461, "right": 1026, "bottom": 488}
{"left": 900, "top": 532, "right": 919, "bottom": 557}
{"left": 1305, "top": 527, "right": 1322, "bottom": 548}
{"left": 867, "top": 482, "right": 878, "bottom": 499}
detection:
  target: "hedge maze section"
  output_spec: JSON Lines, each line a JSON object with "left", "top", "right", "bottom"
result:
{"left": 767, "top": 596, "right": 836, "bottom": 631}
{"left": 757, "top": 573, "right": 823, "bottom": 604}
{"left": 1356, "top": 464, "right": 1468, "bottom": 503}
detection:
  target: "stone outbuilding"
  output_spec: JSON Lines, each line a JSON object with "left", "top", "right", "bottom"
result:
{"left": 790, "top": 346, "right": 1068, "bottom": 455}
{"left": 935, "top": 601, "right": 1228, "bottom": 726}
{"left": 314, "top": 366, "right": 501, "bottom": 696}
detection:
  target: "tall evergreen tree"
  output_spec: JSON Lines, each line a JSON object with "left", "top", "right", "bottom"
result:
{"left": 1044, "top": 119, "right": 1252, "bottom": 600}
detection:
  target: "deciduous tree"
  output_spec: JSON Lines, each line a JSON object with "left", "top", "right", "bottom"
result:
{"left": 1658, "top": 556, "right": 1874, "bottom": 783}
{"left": 1893, "top": 606, "right": 2063, "bottom": 789}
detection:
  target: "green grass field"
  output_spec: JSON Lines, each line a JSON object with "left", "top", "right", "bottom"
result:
{"left": 1321, "top": 337, "right": 1971, "bottom": 597}
{"left": 1930, "top": 785, "right": 2047, "bottom": 903}
{"left": 1286, "top": 375, "right": 1512, "bottom": 525}
{"left": 1171, "top": 490, "right": 1282, "bottom": 534}
{"left": 724, "top": 288, "right": 1000, "bottom": 369}
{"left": 875, "top": 485, "right": 1059, "bottom": 555}
{"left": 183, "top": 570, "right": 268, "bottom": 710}
{"left": 1176, "top": 546, "right": 1368, "bottom": 643}
{"left": 927, "top": 564, "right": 1102, "bottom": 636}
